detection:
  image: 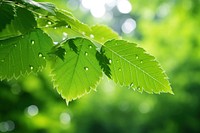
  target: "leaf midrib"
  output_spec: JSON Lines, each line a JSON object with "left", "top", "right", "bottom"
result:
{"left": 105, "top": 45, "right": 169, "bottom": 90}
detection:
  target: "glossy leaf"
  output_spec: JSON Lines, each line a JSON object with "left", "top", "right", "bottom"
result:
{"left": 102, "top": 40, "right": 173, "bottom": 94}
{"left": 51, "top": 37, "right": 102, "bottom": 102}
{"left": 0, "top": 29, "right": 53, "bottom": 80}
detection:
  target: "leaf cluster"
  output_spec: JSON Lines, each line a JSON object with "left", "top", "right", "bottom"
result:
{"left": 0, "top": 0, "right": 173, "bottom": 103}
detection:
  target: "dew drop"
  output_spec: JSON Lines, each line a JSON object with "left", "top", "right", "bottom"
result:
{"left": 30, "top": 65, "right": 33, "bottom": 70}
{"left": 39, "top": 15, "right": 42, "bottom": 18}
{"left": 89, "top": 45, "right": 92, "bottom": 49}
{"left": 85, "top": 52, "right": 88, "bottom": 56}
{"left": 140, "top": 60, "right": 143, "bottom": 63}
{"left": 48, "top": 21, "right": 52, "bottom": 25}
{"left": 21, "top": 36, "right": 24, "bottom": 38}
{"left": 1, "top": 59, "right": 5, "bottom": 62}
{"left": 43, "top": 56, "right": 46, "bottom": 59}
{"left": 84, "top": 67, "right": 89, "bottom": 71}
{"left": 82, "top": 32, "right": 85, "bottom": 35}
{"left": 66, "top": 25, "right": 69, "bottom": 28}
{"left": 90, "top": 34, "right": 94, "bottom": 38}
{"left": 135, "top": 55, "right": 139, "bottom": 59}
{"left": 116, "top": 60, "right": 119, "bottom": 63}
{"left": 31, "top": 40, "right": 35, "bottom": 45}
{"left": 53, "top": 42, "right": 59, "bottom": 45}
{"left": 63, "top": 32, "right": 68, "bottom": 37}
{"left": 64, "top": 52, "right": 67, "bottom": 55}
{"left": 118, "top": 68, "right": 122, "bottom": 71}
{"left": 109, "top": 59, "right": 112, "bottom": 64}
{"left": 14, "top": 44, "right": 17, "bottom": 47}
{"left": 45, "top": 25, "right": 49, "bottom": 27}
{"left": 54, "top": 27, "right": 57, "bottom": 29}
{"left": 38, "top": 53, "right": 43, "bottom": 58}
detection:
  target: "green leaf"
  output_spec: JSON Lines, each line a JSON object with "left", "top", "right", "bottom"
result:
{"left": 102, "top": 40, "right": 173, "bottom": 94}
{"left": 0, "top": 3, "right": 15, "bottom": 32}
{"left": 14, "top": 7, "right": 37, "bottom": 34}
{"left": 54, "top": 10, "right": 120, "bottom": 44}
{"left": 51, "top": 37, "right": 102, "bottom": 102}
{"left": 0, "top": 20, "right": 21, "bottom": 40}
{"left": 90, "top": 25, "right": 120, "bottom": 44}
{"left": 55, "top": 9, "right": 91, "bottom": 34}
{"left": 22, "top": 0, "right": 55, "bottom": 15}
{"left": 0, "top": 29, "right": 53, "bottom": 80}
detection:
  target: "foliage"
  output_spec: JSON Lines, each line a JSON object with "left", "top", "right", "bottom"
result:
{"left": 1, "top": 0, "right": 200, "bottom": 133}
{"left": 0, "top": 0, "right": 172, "bottom": 102}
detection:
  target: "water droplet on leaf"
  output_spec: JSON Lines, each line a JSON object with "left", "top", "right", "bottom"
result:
{"left": 85, "top": 52, "right": 88, "bottom": 56}
{"left": 30, "top": 65, "right": 34, "bottom": 70}
{"left": 90, "top": 34, "right": 94, "bottom": 38}
{"left": 54, "top": 27, "right": 57, "bottom": 29}
{"left": 118, "top": 68, "right": 122, "bottom": 71}
{"left": 84, "top": 67, "right": 89, "bottom": 71}
{"left": 89, "top": 45, "right": 92, "bottom": 49}
{"left": 31, "top": 40, "right": 35, "bottom": 45}
{"left": 63, "top": 32, "right": 68, "bottom": 37}
{"left": 82, "top": 32, "right": 85, "bottom": 35}
{"left": 38, "top": 53, "right": 43, "bottom": 58}
{"left": 48, "top": 21, "right": 52, "bottom": 25}
{"left": 53, "top": 42, "right": 58, "bottom": 45}
{"left": 109, "top": 59, "right": 112, "bottom": 64}
{"left": 140, "top": 60, "right": 143, "bottom": 63}
{"left": 135, "top": 55, "right": 139, "bottom": 59}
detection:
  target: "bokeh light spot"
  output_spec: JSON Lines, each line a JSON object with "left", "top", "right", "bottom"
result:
{"left": 60, "top": 112, "right": 71, "bottom": 124}
{"left": 0, "top": 120, "right": 15, "bottom": 132}
{"left": 121, "top": 18, "right": 137, "bottom": 34}
{"left": 26, "top": 105, "right": 39, "bottom": 117}
{"left": 117, "top": 0, "right": 132, "bottom": 14}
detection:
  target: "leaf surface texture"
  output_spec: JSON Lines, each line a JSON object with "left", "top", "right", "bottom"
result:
{"left": 51, "top": 38, "right": 102, "bottom": 102}
{"left": 102, "top": 40, "right": 173, "bottom": 94}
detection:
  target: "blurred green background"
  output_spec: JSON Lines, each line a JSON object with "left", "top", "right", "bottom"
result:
{"left": 1, "top": 0, "right": 200, "bottom": 132}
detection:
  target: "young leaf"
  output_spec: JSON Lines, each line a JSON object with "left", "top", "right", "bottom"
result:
{"left": 0, "top": 3, "right": 15, "bottom": 32}
{"left": 0, "top": 29, "right": 53, "bottom": 80}
{"left": 101, "top": 39, "right": 173, "bottom": 94}
{"left": 51, "top": 37, "right": 102, "bottom": 102}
